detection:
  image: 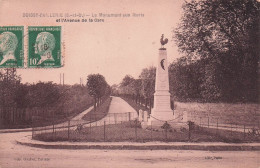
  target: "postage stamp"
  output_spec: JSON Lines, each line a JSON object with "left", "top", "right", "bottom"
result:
{"left": 0, "top": 26, "right": 24, "bottom": 68}
{"left": 28, "top": 26, "right": 61, "bottom": 68}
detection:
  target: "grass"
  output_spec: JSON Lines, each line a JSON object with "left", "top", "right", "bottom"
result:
{"left": 175, "top": 102, "right": 260, "bottom": 127}
{"left": 195, "top": 125, "right": 260, "bottom": 143}
{"left": 31, "top": 103, "right": 93, "bottom": 127}
{"left": 36, "top": 96, "right": 112, "bottom": 128}
{"left": 0, "top": 103, "right": 94, "bottom": 129}
{"left": 82, "top": 97, "right": 112, "bottom": 122}
{"left": 121, "top": 97, "right": 259, "bottom": 127}
{"left": 121, "top": 97, "right": 150, "bottom": 114}
{"left": 33, "top": 96, "right": 260, "bottom": 143}
{"left": 33, "top": 120, "right": 260, "bottom": 142}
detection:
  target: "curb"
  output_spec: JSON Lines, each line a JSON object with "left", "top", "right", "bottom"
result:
{"left": 0, "top": 129, "right": 32, "bottom": 133}
{"left": 16, "top": 140, "right": 260, "bottom": 151}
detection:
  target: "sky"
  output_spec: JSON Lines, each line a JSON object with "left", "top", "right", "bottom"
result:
{"left": 0, "top": 0, "right": 184, "bottom": 85}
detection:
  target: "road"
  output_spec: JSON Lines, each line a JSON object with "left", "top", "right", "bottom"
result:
{"left": 108, "top": 96, "right": 137, "bottom": 114}
{"left": 0, "top": 97, "right": 259, "bottom": 168}
{"left": 0, "top": 132, "right": 259, "bottom": 168}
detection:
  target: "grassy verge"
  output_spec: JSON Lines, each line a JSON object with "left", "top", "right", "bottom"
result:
{"left": 82, "top": 97, "right": 112, "bottom": 122}
{"left": 175, "top": 102, "right": 260, "bottom": 127}
{"left": 120, "top": 97, "right": 149, "bottom": 114}
{"left": 0, "top": 103, "right": 94, "bottom": 129}
{"left": 32, "top": 97, "right": 111, "bottom": 129}
{"left": 195, "top": 125, "right": 260, "bottom": 143}
{"left": 29, "top": 103, "right": 93, "bottom": 128}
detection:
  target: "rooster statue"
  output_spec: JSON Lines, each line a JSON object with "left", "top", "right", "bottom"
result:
{"left": 160, "top": 34, "right": 168, "bottom": 49}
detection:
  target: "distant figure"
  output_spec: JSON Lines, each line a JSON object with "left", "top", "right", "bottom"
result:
{"left": 75, "top": 124, "right": 83, "bottom": 132}
{"left": 171, "top": 100, "right": 174, "bottom": 110}
{"left": 160, "top": 34, "right": 168, "bottom": 49}
{"left": 34, "top": 32, "right": 55, "bottom": 65}
{"left": 0, "top": 32, "right": 18, "bottom": 65}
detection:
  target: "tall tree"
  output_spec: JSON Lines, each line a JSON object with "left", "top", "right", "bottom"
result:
{"left": 132, "top": 79, "right": 142, "bottom": 103}
{"left": 0, "top": 68, "right": 21, "bottom": 123}
{"left": 139, "top": 66, "right": 156, "bottom": 109}
{"left": 169, "top": 58, "right": 202, "bottom": 102}
{"left": 119, "top": 75, "right": 135, "bottom": 96}
{"left": 86, "top": 74, "right": 108, "bottom": 110}
{"left": 173, "top": 0, "right": 259, "bottom": 102}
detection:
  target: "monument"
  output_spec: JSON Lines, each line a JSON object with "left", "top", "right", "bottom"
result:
{"left": 148, "top": 34, "right": 174, "bottom": 124}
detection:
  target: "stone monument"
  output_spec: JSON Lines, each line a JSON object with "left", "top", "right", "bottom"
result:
{"left": 148, "top": 34, "right": 174, "bottom": 124}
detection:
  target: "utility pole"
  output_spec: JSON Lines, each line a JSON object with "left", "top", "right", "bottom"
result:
{"left": 63, "top": 73, "right": 64, "bottom": 86}
{"left": 60, "top": 73, "right": 61, "bottom": 85}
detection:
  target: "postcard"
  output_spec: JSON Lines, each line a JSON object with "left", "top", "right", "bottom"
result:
{"left": 0, "top": 0, "right": 259, "bottom": 168}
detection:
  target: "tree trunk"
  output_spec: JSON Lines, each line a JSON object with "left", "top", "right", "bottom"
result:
{"left": 149, "top": 98, "right": 152, "bottom": 114}
{"left": 94, "top": 97, "right": 96, "bottom": 111}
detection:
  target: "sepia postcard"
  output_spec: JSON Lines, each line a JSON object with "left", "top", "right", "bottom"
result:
{"left": 0, "top": 0, "right": 259, "bottom": 168}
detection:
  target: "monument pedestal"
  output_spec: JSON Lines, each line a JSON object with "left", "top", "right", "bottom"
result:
{"left": 149, "top": 92, "right": 174, "bottom": 121}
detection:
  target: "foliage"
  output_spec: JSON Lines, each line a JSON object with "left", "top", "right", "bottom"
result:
{"left": 161, "top": 121, "right": 171, "bottom": 130}
{"left": 120, "top": 75, "right": 135, "bottom": 87}
{"left": 139, "top": 66, "right": 156, "bottom": 99}
{"left": 118, "top": 67, "right": 155, "bottom": 109}
{"left": 117, "top": 0, "right": 259, "bottom": 103}
{"left": 172, "top": 0, "right": 259, "bottom": 102}
{"left": 169, "top": 58, "right": 202, "bottom": 101}
{"left": 86, "top": 74, "right": 110, "bottom": 110}
{"left": 87, "top": 74, "right": 108, "bottom": 98}
{"left": 0, "top": 68, "right": 21, "bottom": 107}
{"left": 0, "top": 69, "right": 95, "bottom": 126}
{"left": 118, "top": 75, "right": 135, "bottom": 95}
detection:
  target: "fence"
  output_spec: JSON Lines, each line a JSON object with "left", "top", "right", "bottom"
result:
{"left": 32, "top": 112, "right": 193, "bottom": 142}
{"left": 32, "top": 112, "right": 137, "bottom": 141}
{"left": 32, "top": 111, "right": 260, "bottom": 142}
{"left": 188, "top": 114, "right": 260, "bottom": 142}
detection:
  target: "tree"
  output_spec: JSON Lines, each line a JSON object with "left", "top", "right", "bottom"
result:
{"left": 132, "top": 79, "right": 142, "bottom": 103}
{"left": 169, "top": 58, "right": 202, "bottom": 102}
{"left": 173, "top": 0, "right": 259, "bottom": 102}
{"left": 111, "top": 84, "right": 119, "bottom": 96}
{"left": 119, "top": 75, "right": 135, "bottom": 96}
{"left": 86, "top": 74, "right": 109, "bottom": 111}
{"left": 139, "top": 66, "right": 156, "bottom": 110}
{"left": 0, "top": 68, "right": 21, "bottom": 123}
{"left": 27, "top": 82, "right": 61, "bottom": 108}
{"left": 120, "top": 75, "right": 135, "bottom": 87}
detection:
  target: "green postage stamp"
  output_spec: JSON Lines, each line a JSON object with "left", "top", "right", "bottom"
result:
{"left": 28, "top": 26, "right": 61, "bottom": 68}
{"left": 0, "top": 26, "right": 24, "bottom": 68}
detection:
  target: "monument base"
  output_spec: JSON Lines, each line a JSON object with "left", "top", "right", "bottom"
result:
{"left": 149, "top": 109, "right": 174, "bottom": 121}
{"left": 146, "top": 108, "right": 174, "bottom": 127}
{"left": 143, "top": 109, "right": 188, "bottom": 130}
{"left": 146, "top": 120, "right": 188, "bottom": 131}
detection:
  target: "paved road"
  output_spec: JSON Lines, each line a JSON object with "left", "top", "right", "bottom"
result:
{"left": 108, "top": 96, "right": 137, "bottom": 114}
{"left": 99, "top": 96, "right": 138, "bottom": 124}
{"left": 78, "top": 96, "right": 138, "bottom": 127}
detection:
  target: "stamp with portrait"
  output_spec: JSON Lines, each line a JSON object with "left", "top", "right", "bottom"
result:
{"left": 0, "top": 26, "right": 24, "bottom": 68}
{"left": 28, "top": 26, "right": 61, "bottom": 68}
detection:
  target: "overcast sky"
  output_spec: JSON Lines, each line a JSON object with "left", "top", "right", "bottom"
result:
{"left": 0, "top": 0, "right": 184, "bottom": 85}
